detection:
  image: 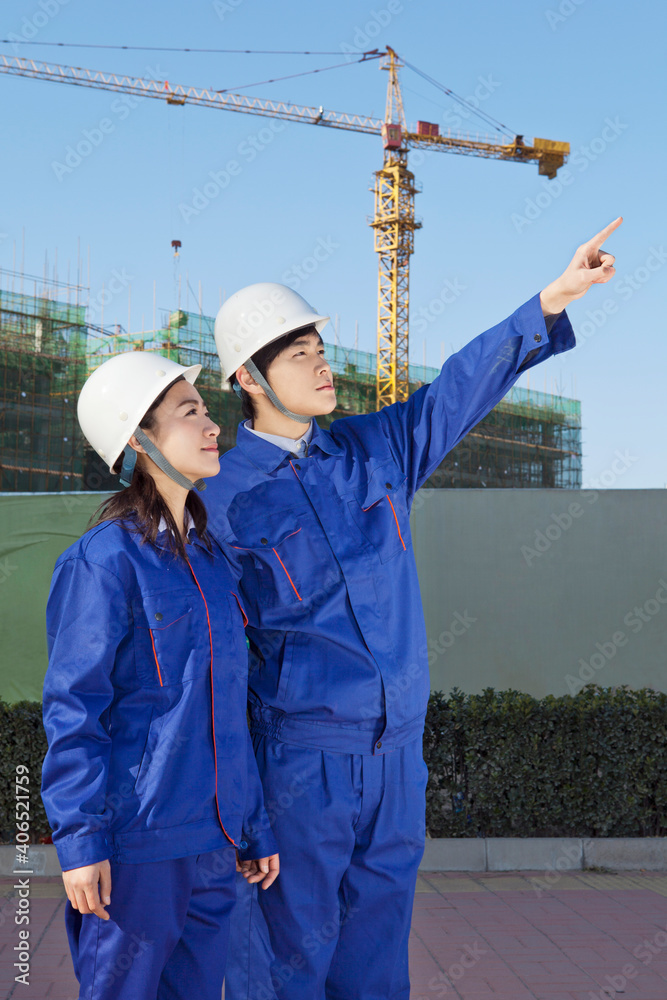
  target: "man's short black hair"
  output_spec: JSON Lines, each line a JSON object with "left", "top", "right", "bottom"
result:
{"left": 231, "top": 325, "right": 322, "bottom": 421}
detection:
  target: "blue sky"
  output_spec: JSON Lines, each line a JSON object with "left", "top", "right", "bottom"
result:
{"left": 1, "top": 0, "right": 665, "bottom": 486}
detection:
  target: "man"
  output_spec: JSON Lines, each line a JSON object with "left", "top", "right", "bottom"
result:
{"left": 205, "top": 218, "right": 622, "bottom": 999}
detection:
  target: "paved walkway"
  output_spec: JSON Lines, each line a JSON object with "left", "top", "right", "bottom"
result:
{"left": 411, "top": 871, "right": 667, "bottom": 1000}
{"left": 2, "top": 871, "right": 667, "bottom": 999}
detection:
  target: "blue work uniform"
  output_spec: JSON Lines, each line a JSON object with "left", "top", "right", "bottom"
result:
{"left": 41, "top": 515, "right": 277, "bottom": 1000}
{"left": 204, "top": 294, "right": 575, "bottom": 1000}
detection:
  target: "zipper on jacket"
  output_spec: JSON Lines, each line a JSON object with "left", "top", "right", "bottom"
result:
{"left": 148, "top": 630, "right": 164, "bottom": 687}
{"left": 185, "top": 554, "right": 238, "bottom": 849}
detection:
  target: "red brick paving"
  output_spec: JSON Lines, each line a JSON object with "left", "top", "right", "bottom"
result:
{"left": 410, "top": 871, "right": 667, "bottom": 999}
{"left": 3, "top": 871, "right": 667, "bottom": 998}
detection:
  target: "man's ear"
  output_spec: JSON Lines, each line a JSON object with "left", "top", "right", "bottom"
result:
{"left": 236, "top": 365, "right": 265, "bottom": 397}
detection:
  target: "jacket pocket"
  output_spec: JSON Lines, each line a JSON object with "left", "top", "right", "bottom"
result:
{"left": 132, "top": 589, "right": 208, "bottom": 687}
{"left": 347, "top": 462, "right": 409, "bottom": 564}
{"left": 132, "top": 709, "right": 195, "bottom": 806}
{"left": 276, "top": 632, "right": 296, "bottom": 702}
{"left": 131, "top": 708, "right": 162, "bottom": 796}
{"left": 230, "top": 510, "right": 342, "bottom": 613}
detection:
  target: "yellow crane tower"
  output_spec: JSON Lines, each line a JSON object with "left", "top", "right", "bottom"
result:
{"left": 372, "top": 47, "right": 568, "bottom": 405}
{"left": 0, "top": 50, "right": 569, "bottom": 407}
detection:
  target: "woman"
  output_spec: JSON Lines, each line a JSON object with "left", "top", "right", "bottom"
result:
{"left": 41, "top": 351, "right": 279, "bottom": 1000}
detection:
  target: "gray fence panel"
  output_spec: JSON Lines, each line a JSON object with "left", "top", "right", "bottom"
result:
{"left": 411, "top": 489, "right": 667, "bottom": 697}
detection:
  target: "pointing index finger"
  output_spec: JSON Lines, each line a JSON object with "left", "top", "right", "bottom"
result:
{"left": 585, "top": 216, "right": 623, "bottom": 248}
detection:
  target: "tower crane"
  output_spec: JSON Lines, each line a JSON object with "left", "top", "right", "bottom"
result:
{"left": 0, "top": 50, "right": 569, "bottom": 406}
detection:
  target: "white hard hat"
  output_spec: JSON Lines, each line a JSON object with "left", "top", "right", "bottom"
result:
{"left": 78, "top": 352, "right": 201, "bottom": 473}
{"left": 214, "top": 282, "right": 329, "bottom": 380}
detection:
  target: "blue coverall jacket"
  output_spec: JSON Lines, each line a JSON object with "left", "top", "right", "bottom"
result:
{"left": 41, "top": 517, "right": 278, "bottom": 872}
{"left": 203, "top": 295, "right": 575, "bottom": 754}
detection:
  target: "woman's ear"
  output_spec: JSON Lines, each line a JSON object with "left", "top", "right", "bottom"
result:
{"left": 127, "top": 435, "right": 145, "bottom": 454}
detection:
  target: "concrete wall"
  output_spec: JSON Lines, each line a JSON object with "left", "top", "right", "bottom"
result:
{"left": 411, "top": 489, "right": 667, "bottom": 698}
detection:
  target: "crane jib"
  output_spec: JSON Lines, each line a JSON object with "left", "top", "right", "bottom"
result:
{"left": 0, "top": 50, "right": 569, "bottom": 408}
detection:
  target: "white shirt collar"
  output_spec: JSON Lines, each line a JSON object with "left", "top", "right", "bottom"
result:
{"left": 244, "top": 419, "right": 314, "bottom": 456}
{"left": 157, "top": 508, "right": 195, "bottom": 536}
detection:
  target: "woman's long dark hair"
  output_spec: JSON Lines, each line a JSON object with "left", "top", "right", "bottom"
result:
{"left": 89, "top": 375, "right": 212, "bottom": 559}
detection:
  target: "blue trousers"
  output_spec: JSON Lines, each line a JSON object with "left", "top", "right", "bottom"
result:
{"left": 225, "top": 736, "right": 427, "bottom": 1000}
{"left": 65, "top": 846, "right": 237, "bottom": 1000}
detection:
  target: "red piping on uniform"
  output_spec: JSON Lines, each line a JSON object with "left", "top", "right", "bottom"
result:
{"left": 386, "top": 495, "right": 407, "bottom": 551}
{"left": 232, "top": 592, "right": 249, "bottom": 627}
{"left": 142, "top": 610, "right": 191, "bottom": 685}
{"left": 185, "top": 555, "right": 238, "bottom": 848}
{"left": 231, "top": 526, "right": 302, "bottom": 600}
{"left": 148, "top": 630, "right": 164, "bottom": 687}
{"left": 272, "top": 548, "right": 302, "bottom": 601}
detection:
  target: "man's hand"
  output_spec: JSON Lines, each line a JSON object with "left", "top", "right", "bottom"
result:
{"left": 236, "top": 853, "right": 280, "bottom": 890}
{"left": 62, "top": 860, "right": 111, "bottom": 920}
{"left": 540, "top": 216, "right": 623, "bottom": 315}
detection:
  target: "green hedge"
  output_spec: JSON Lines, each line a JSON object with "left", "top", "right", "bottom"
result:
{"left": 425, "top": 685, "right": 667, "bottom": 838}
{"left": 0, "top": 700, "right": 50, "bottom": 842}
{"left": 2, "top": 686, "right": 667, "bottom": 842}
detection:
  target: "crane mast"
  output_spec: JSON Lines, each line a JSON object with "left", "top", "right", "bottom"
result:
{"left": 372, "top": 47, "right": 421, "bottom": 407}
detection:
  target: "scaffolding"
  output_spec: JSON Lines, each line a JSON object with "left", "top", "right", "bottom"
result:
{"left": 85, "top": 309, "right": 240, "bottom": 466}
{"left": 0, "top": 271, "right": 89, "bottom": 492}
{"left": 427, "top": 385, "right": 581, "bottom": 489}
{"left": 316, "top": 343, "right": 581, "bottom": 488}
{"left": 0, "top": 286, "right": 582, "bottom": 493}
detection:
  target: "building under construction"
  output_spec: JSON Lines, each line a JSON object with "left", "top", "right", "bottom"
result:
{"left": 0, "top": 274, "right": 582, "bottom": 494}
{"left": 0, "top": 274, "right": 89, "bottom": 492}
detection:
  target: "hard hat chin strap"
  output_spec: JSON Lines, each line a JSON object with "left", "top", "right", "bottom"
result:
{"left": 119, "top": 427, "right": 206, "bottom": 492}
{"left": 119, "top": 444, "right": 138, "bottom": 487}
{"left": 244, "top": 358, "right": 315, "bottom": 424}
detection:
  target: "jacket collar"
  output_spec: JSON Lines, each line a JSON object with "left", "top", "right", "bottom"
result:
{"left": 235, "top": 419, "right": 344, "bottom": 473}
{"left": 155, "top": 509, "right": 209, "bottom": 553}
{"left": 157, "top": 509, "right": 195, "bottom": 537}
{"left": 244, "top": 418, "right": 313, "bottom": 455}
{"left": 120, "top": 512, "right": 207, "bottom": 555}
